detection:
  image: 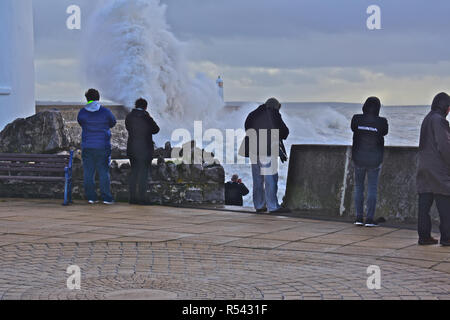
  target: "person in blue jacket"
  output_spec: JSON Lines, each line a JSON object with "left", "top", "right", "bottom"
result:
{"left": 77, "top": 89, "right": 117, "bottom": 204}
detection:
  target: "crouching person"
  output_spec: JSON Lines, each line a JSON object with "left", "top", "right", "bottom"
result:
{"left": 125, "top": 98, "right": 160, "bottom": 205}
{"left": 225, "top": 174, "right": 250, "bottom": 206}
{"left": 77, "top": 89, "right": 117, "bottom": 204}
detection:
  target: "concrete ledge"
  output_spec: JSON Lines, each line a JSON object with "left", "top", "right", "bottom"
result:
{"left": 0, "top": 87, "right": 11, "bottom": 95}
{"left": 36, "top": 103, "right": 129, "bottom": 121}
{"left": 283, "top": 145, "right": 438, "bottom": 223}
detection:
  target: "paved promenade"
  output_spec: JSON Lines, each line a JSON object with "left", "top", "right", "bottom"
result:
{"left": 0, "top": 199, "right": 448, "bottom": 300}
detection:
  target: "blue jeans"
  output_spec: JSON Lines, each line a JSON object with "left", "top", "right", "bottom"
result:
{"left": 251, "top": 160, "right": 280, "bottom": 212}
{"left": 354, "top": 165, "right": 381, "bottom": 221}
{"left": 82, "top": 148, "right": 113, "bottom": 202}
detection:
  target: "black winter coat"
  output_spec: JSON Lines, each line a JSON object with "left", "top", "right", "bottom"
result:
{"left": 351, "top": 104, "right": 388, "bottom": 168}
{"left": 224, "top": 182, "right": 249, "bottom": 206}
{"left": 244, "top": 104, "right": 289, "bottom": 158}
{"left": 125, "top": 109, "right": 160, "bottom": 159}
{"left": 417, "top": 93, "right": 450, "bottom": 195}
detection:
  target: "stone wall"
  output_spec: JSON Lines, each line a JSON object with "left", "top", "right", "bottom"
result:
{"left": 283, "top": 145, "right": 438, "bottom": 223}
{"left": 0, "top": 160, "right": 225, "bottom": 205}
{"left": 0, "top": 109, "right": 225, "bottom": 205}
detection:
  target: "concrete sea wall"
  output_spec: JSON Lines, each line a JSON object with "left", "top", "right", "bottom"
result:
{"left": 283, "top": 145, "right": 438, "bottom": 223}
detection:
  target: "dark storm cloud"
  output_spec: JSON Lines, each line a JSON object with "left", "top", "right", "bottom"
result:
{"left": 32, "top": 0, "right": 450, "bottom": 103}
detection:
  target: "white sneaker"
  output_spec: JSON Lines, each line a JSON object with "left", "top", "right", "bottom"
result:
{"left": 88, "top": 200, "right": 99, "bottom": 204}
{"left": 103, "top": 201, "right": 115, "bottom": 205}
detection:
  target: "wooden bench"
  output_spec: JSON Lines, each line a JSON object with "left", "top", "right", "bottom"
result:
{"left": 0, "top": 151, "right": 74, "bottom": 205}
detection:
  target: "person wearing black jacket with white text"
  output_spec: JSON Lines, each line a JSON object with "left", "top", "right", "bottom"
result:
{"left": 125, "top": 98, "right": 160, "bottom": 205}
{"left": 351, "top": 97, "right": 388, "bottom": 227}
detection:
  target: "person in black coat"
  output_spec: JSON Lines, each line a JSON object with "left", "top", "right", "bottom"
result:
{"left": 351, "top": 97, "right": 388, "bottom": 227}
{"left": 125, "top": 98, "right": 160, "bottom": 205}
{"left": 225, "top": 174, "right": 250, "bottom": 206}
{"left": 417, "top": 92, "right": 450, "bottom": 246}
{"left": 242, "top": 98, "right": 290, "bottom": 214}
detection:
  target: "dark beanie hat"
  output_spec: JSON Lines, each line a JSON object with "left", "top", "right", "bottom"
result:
{"left": 362, "top": 97, "right": 381, "bottom": 116}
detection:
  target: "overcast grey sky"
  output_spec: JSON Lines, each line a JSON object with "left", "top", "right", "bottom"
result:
{"left": 33, "top": 0, "right": 450, "bottom": 104}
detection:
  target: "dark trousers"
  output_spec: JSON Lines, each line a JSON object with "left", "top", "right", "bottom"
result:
{"left": 129, "top": 157, "right": 150, "bottom": 202}
{"left": 82, "top": 148, "right": 113, "bottom": 202}
{"left": 418, "top": 193, "right": 450, "bottom": 242}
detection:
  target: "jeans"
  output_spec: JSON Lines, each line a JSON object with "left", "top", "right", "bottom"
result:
{"left": 251, "top": 159, "right": 280, "bottom": 212}
{"left": 418, "top": 193, "right": 450, "bottom": 242}
{"left": 354, "top": 165, "right": 381, "bottom": 221}
{"left": 82, "top": 148, "right": 113, "bottom": 202}
{"left": 129, "top": 157, "right": 150, "bottom": 202}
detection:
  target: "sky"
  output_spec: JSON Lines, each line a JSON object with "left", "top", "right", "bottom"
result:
{"left": 33, "top": 0, "right": 450, "bottom": 105}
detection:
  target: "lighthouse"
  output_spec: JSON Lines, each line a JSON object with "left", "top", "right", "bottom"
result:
{"left": 216, "top": 76, "right": 224, "bottom": 101}
{"left": 0, "top": 0, "right": 35, "bottom": 130}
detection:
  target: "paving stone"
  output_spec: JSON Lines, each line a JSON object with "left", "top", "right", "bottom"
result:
{"left": 0, "top": 198, "right": 448, "bottom": 300}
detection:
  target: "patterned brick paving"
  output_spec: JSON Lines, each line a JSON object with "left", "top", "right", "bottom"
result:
{"left": 0, "top": 199, "right": 448, "bottom": 300}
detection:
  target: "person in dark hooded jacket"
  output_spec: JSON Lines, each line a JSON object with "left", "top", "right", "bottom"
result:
{"left": 242, "top": 98, "right": 290, "bottom": 214}
{"left": 125, "top": 98, "right": 160, "bottom": 205}
{"left": 416, "top": 92, "right": 450, "bottom": 246}
{"left": 351, "top": 97, "right": 388, "bottom": 227}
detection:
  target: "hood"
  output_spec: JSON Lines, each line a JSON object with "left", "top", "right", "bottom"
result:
{"left": 132, "top": 108, "right": 148, "bottom": 117}
{"left": 362, "top": 97, "right": 381, "bottom": 116}
{"left": 431, "top": 92, "right": 450, "bottom": 115}
{"left": 84, "top": 101, "right": 101, "bottom": 112}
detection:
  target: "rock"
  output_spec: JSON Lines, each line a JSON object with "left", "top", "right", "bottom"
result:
{"left": 65, "top": 121, "right": 128, "bottom": 158}
{"left": 0, "top": 110, "right": 69, "bottom": 154}
{"left": 204, "top": 165, "right": 225, "bottom": 183}
{"left": 154, "top": 141, "right": 173, "bottom": 159}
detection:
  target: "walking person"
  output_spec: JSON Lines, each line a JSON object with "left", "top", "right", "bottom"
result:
{"left": 351, "top": 97, "right": 388, "bottom": 227}
{"left": 416, "top": 92, "right": 450, "bottom": 246}
{"left": 125, "top": 98, "right": 160, "bottom": 205}
{"left": 242, "top": 97, "right": 290, "bottom": 214}
{"left": 77, "top": 89, "right": 117, "bottom": 204}
{"left": 225, "top": 174, "right": 250, "bottom": 206}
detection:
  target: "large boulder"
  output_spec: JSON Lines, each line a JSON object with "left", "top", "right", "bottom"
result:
{"left": 65, "top": 121, "right": 128, "bottom": 158}
{"left": 0, "top": 111, "right": 69, "bottom": 154}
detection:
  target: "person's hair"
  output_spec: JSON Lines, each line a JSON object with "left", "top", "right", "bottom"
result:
{"left": 135, "top": 98, "right": 148, "bottom": 109}
{"left": 266, "top": 97, "right": 281, "bottom": 111}
{"left": 85, "top": 89, "right": 100, "bottom": 102}
{"left": 231, "top": 174, "right": 239, "bottom": 182}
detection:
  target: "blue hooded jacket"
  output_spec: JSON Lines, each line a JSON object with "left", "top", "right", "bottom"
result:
{"left": 77, "top": 101, "right": 117, "bottom": 150}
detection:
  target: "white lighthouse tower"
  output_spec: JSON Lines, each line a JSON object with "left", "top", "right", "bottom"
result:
{"left": 216, "top": 76, "right": 224, "bottom": 102}
{"left": 0, "top": 0, "right": 35, "bottom": 130}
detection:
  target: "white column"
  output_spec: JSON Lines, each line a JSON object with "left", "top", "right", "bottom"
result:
{"left": 0, "top": 0, "right": 35, "bottom": 130}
